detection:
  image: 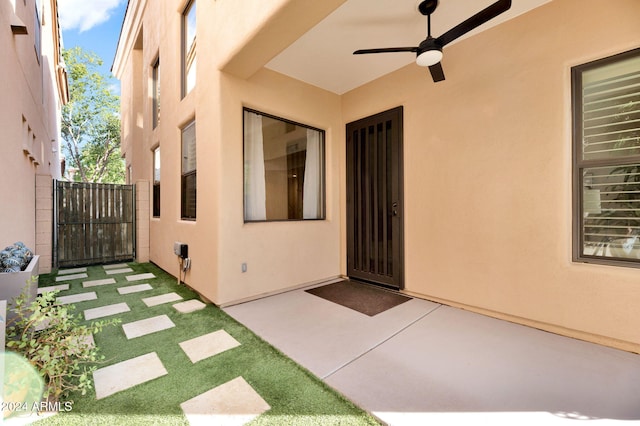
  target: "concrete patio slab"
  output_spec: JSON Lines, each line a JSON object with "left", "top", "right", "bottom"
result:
{"left": 57, "top": 291, "right": 97, "bottom": 304}
{"left": 103, "top": 263, "right": 130, "bottom": 270}
{"left": 180, "top": 376, "right": 270, "bottom": 426}
{"left": 93, "top": 352, "right": 167, "bottom": 399}
{"left": 226, "top": 287, "right": 640, "bottom": 425}
{"left": 84, "top": 302, "right": 130, "bottom": 320}
{"left": 142, "top": 292, "right": 183, "bottom": 307}
{"left": 55, "top": 273, "right": 88, "bottom": 282}
{"left": 324, "top": 306, "right": 640, "bottom": 425}
{"left": 37, "top": 284, "right": 69, "bottom": 294}
{"left": 57, "top": 267, "right": 87, "bottom": 275}
{"left": 224, "top": 289, "right": 440, "bottom": 378}
{"left": 117, "top": 283, "right": 153, "bottom": 295}
{"left": 105, "top": 268, "right": 134, "bottom": 275}
{"left": 126, "top": 273, "right": 156, "bottom": 282}
{"left": 82, "top": 278, "right": 116, "bottom": 288}
{"left": 179, "top": 330, "right": 241, "bottom": 363}
{"left": 173, "top": 299, "right": 206, "bottom": 313}
{"left": 122, "top": 314, "right": 175, "bottom": 339}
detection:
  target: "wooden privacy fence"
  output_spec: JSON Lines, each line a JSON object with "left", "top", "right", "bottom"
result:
{"left": 54, "top": 181, "right": 136, "bottom": 268}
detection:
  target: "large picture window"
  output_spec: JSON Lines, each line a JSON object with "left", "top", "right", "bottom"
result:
{"left": 243, "top": 108, "right": 325, "bottom": 222}
{"left": 181, "top": 121, "right": 196, "bottom": 220}
{"left": 573, "top": 48, "right": 640, "bottom": 266}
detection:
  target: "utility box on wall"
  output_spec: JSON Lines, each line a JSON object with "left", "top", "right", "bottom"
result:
{"left": 174, "top": 242, "right": 188, "bottom": 259}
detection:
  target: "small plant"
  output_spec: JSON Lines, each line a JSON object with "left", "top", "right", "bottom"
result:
{"left": 5, "top": 282, "right": 120, "bottom": 401}
{"left": 0, "top": 242, "right": 34, "bottom": 273}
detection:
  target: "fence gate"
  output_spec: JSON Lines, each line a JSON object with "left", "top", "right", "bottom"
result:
{"left": 53, "top": 181, "right": 136, "bottom": 268}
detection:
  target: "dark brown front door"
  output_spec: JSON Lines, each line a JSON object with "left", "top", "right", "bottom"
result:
{"left": 346, "top": 106, "right": 404, "bottom": 289}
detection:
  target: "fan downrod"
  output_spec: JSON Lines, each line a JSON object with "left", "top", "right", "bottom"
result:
{"left": 418, "top": 0, "right": 438, "bottom": 16}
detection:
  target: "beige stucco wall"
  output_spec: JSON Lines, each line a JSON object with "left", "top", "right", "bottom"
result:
{"left": 342, "top": 0, "right": 640, "bottom": 351}
{"left": 1, "top": 0, "right": 65, "bottom": 265}
{"left": 114, "top": 0, "right": 640, "bottom": 351}
{"left": 214, "top": 69, "right": 343, "bottom": 303}
{"left": 114, "top": 0, "right": 344, "bottom": 304}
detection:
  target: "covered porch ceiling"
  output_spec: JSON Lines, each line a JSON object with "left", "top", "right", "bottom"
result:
{"left": 265, "top": 0, "right": 551, "bottom": 94}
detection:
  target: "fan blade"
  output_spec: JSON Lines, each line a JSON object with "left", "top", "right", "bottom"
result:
{"left": 436, "top": 0, "right": 511, "bottom": 47}
{"left": 353, "top": 47, "right": 418, "bottom": 55}
{"left": 428, "top": 62, "right": 445, "bottom": 82}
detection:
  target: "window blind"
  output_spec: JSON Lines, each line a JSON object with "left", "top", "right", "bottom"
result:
{"left": 577, "top": 50, "right": 640, "bottom": 261}
{"left": 582, "top": 70, "right": 640, "bottom": 161}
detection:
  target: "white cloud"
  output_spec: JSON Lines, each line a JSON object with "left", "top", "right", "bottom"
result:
{"left": 58, "top": 0, "right": 125, "bottom": 33}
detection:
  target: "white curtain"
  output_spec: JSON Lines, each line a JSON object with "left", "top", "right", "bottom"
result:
{"left": 303, "top": 129, "right": 322, "bottom": 219}
{"left": 244, "top": 111, "right": 266, "bottom": 220}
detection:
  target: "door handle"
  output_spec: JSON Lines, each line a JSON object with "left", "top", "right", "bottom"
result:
{"left": 392, "top": 202, "right": 398, "bottom": 216}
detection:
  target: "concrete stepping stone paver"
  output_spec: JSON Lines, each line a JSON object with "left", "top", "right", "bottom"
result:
{"left": 142, "top": 292, "right": 183, "bottom": 307}
{"left": 93, "top": 352, "right": 167, "bottom": 399}
{"left": 122, "top": 314, "right": 175, "bottom": 339}
{"left": 117, "top": 283, "right": 153, "bottom": 295}
{"left": 57, "top": 292, "right": 97, "bottom": 305}
{"left": 38, "top": 284, "right": 69, "bottom": 294}
{"left": 180, "top": 376, "right": 270, "bottom": 426}
{"left": 55, "top": 273, "right": 88, "bottom": 282}
{"left": 68, "top": 334, "right": 95, "bottom": 354}
{"left": 103, "top": 263, "right": 129, "bottom": 270}
{"left": 126, "top": 273, "right": 156, "bottom": 282}
{"left": 83, "top": 278, "right": 116, "bottom": 288}
{"left": 85, "top": 302, "right": 130, "bottom": 320}
{"left": 173, "top": 299, "right": 206, "bottom": 313}
{"left": 57, "top": 267, "right": 87, "bottom": 275}
{"left": 179, "top": 330, "right": 241, "bottom": 363}
{"left": 34, "top": 317, "right": 52, "bottom": 331}
{"left": 105, "top": 268, "right": 134, "bottom": 275}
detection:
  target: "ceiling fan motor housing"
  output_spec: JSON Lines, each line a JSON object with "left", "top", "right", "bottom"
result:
{"left": 416, "top": 37, "right": 442, "bottom": 67}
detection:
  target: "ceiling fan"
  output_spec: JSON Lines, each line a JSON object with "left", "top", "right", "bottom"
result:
{"left": 353, "top": 0, "right": 512, "bottom": 82}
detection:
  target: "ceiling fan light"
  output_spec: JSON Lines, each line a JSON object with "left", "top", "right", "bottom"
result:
{"left": 416, "top": 49, "right": 443, "bottom": 67}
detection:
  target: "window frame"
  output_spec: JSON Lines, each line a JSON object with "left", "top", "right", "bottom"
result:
{"left": 152, "top": 146, "right": 160, "bottom": 218}
{"left": 152, "top": 57, "right": 160, "bottom": 129}
{"left": 181, "top": 120, "right": 196, "bottom": 220}
{"left": 572, "top": 47, "right": 640, "bottom": 268}
{"left": 34, "top": 2, "right": 41, "bottom": 64}
{"left": 242, "top": 107, "right": 326, "bottom": 223}
{"left": 181, "top": 0, "right": 196, "bottom": 98}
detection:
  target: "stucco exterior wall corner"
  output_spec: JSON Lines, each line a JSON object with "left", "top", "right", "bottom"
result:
{"left": 112, "top": 0, "right": 147, "bottom": 78}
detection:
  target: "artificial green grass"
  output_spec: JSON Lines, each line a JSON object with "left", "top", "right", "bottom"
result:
{"left": 27, "top": 263, "right": 381, "bottom": 426}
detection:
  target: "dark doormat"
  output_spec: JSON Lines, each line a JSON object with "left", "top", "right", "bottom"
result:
{"left": 305, "top": 280, "right": 411, "bottom": 316}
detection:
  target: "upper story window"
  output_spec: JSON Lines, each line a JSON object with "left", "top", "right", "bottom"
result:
{"left": 182, "top": 0, "right": 196, "bottom": 97}
{"left": 181, "top": 121, "right": 196, "bottom": 220}
{"left": 152, "top": 57, "right": 160, "bottom": 128}
{"left": 153, "top": 146, "right": 160, "bottom": 218}
{"left": 34, "top": 2, "right": 42, "bottom": 64}
{"left": 573, "top": 48, "right": 640, "bottom": 266}
{"left": 243, "top": 108, "right": 325, "bottom": 222}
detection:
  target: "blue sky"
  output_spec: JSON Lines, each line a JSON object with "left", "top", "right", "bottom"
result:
{"left": 58, "top": 0, "right": 128, "bottom": 85}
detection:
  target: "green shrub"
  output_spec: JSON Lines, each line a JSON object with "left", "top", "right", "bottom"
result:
{"left": 5, "top": 283, "right": 120, "bottom": 400}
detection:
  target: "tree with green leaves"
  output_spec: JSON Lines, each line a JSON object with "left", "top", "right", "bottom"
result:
{"left": 61, "top": 46, "right": 124, "bottom": 183}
